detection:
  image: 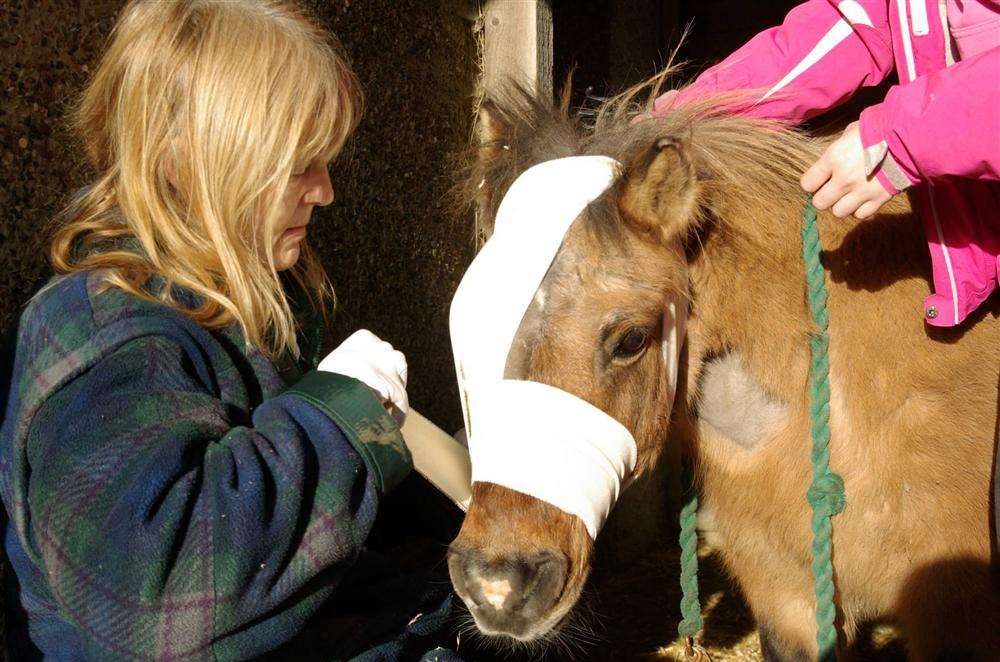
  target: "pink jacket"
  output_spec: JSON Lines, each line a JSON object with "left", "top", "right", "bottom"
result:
{"left": 656, "top": 0, "right": 1000, "bottom": 327}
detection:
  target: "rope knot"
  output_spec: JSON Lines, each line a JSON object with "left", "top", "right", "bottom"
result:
{"left": 807, "top": 472, "right": 846, "bottom": 517}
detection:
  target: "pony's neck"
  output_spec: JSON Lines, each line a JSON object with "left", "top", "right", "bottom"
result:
{"left": 685, "top": 175, "right": 816, "bottom": 407}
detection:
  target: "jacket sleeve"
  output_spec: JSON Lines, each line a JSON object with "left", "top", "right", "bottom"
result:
{"left": 858, "top": 46, "right": 1000, "bottom": 192}
{"left": 654, "top": 0, "right": 896, "bottom": 122}
{"left": 24, "top": 333, "right": 412, "bottom": 659}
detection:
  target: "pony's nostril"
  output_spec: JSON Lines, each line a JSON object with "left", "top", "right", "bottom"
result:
{"left": 517, "top": 551, "right": 568, "bottom": 616}
{"left": 449, "top": 547, "right": 569, "bottom": 637}
{"left": 446, "top": 545, "right": 478, "bottom": 602}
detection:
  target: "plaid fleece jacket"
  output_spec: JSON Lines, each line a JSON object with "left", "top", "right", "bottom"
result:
{"left": 0, "top": 270, "right": 414, "bottom": 660}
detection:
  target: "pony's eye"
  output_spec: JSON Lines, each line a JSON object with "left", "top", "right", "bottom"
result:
{"left": 612, "top": 327, "right": 650, "bottom": 361}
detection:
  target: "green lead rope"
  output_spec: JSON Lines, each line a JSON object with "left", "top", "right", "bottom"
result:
{"left": 801, "top": 197, "right": 846, "bottom": 661}
{"left": 676, "top": 198, "right": 846, "bottom": 660}
{"left": 677, "top": 462, "right": 702, "bottom": 643}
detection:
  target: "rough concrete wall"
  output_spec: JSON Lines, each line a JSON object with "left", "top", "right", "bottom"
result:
{"left": 1, "top": 2, "right": 123, "bottom": 328}
{"left": 0, "top": 0, "right": 477, "bottom": 431}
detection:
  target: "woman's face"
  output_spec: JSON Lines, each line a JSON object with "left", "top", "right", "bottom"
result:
{"left": 273, "top": 160, "right": 334, "bottom": 270}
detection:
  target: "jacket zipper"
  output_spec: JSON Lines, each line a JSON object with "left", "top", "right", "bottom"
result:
{"left": 938, "top": 0, "right": 956, "bottom": 66}
{"left": 924, "top": 0, "right": 960, "bottom": 323}
{"left": 897, "top": 0, "right": 918, "bottom": 80}
{"left": 909, "top": 0, "right": 930, "bottom": 35}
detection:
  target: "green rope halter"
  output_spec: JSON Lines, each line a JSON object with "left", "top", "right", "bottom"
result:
{"left": 677, "top": 198, "right": 846, "bottom": 660}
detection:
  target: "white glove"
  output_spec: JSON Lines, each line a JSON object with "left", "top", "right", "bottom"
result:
{"left": 318, "top": 329, "right": 409, "bottom": 423}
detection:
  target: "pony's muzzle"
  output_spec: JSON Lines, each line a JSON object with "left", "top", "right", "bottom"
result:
{"left": 447, "top": 544, "right": 568, "bottom": 639}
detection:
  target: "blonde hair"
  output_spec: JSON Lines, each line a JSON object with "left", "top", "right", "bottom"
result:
{"left": 50, "top": 0, "right": 362, "bottom": 359}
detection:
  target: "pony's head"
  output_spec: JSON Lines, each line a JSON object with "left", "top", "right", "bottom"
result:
{"left": 447, "top": 83, "right": 813, "bottom": 645}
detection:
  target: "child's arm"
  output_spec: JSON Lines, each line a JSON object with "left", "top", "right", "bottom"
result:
{"left": 858, "top": 46, "right": 1000, "bottom": 193}
{"left": 655, "top": 0, "right": 895, "bottom": 122}
{"left": 24, "top": 333, "right": 411, "bottom": 660}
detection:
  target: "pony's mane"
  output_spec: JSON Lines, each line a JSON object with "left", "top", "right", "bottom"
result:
{"left": 458, "top": 69, "right": 823, "bottom": 247}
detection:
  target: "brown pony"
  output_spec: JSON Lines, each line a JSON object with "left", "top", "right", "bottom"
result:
{"left": 446, "top": 85, "right": 1000, "bottom": 660}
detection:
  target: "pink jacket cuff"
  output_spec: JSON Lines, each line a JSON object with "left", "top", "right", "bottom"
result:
{"left": 859, "top": 103, "right": 921, "bottom": 193}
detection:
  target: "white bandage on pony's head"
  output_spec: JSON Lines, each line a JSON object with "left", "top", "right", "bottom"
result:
{"left": 449, "top": 156, "right": 633, "bottom": 539}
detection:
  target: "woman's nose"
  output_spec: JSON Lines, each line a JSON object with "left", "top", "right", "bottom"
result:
{"left": 303, "top": 165, "right": 334, "bottom": 207}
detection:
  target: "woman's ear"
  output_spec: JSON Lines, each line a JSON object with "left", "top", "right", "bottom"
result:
{"left": 618, "top": 136, "right": 700, "bottom": 244}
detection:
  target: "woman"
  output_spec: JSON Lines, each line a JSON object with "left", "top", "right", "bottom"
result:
{"left": 0, "top": 1, "right": 428, "bottom": 659}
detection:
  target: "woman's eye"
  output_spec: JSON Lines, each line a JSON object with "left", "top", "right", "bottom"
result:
{"left": 612, "top": 327, "right": 650, "bottom": 360}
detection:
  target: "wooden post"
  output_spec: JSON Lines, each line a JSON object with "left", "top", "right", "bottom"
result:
{"left": 481, "top": 0, "right": 553, "bottom": 100}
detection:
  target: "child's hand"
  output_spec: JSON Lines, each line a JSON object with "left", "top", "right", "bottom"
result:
{"left": 801, "top": 121, "right": 892, "bottom": 220}
{"left": 318, "top": 329, "right": 409, "bottom": 423}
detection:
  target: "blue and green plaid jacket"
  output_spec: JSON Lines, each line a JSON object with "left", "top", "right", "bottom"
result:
{"left": 0, "top": 270, "right": 418, "bottom": 660}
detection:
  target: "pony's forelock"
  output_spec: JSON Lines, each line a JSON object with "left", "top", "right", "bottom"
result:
{"left": 459, "top": 63, "right": 821, "bottom": 248}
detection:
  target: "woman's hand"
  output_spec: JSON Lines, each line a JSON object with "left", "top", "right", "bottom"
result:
{"left": 801, "top": 121, "right": 892, "bottom": 220}
{"left": 318, "top": 329, "right": 409, "bottom": 423}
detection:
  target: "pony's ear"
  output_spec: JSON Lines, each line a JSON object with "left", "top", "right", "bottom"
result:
{"left": 477, "top": 99, "right": 512, "bottom": 156}
{"left": 469, "top": 99, "right": 514, "bottom": 227}
{"left": 619, "top": 136, "right": 700, "bottom": 244}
